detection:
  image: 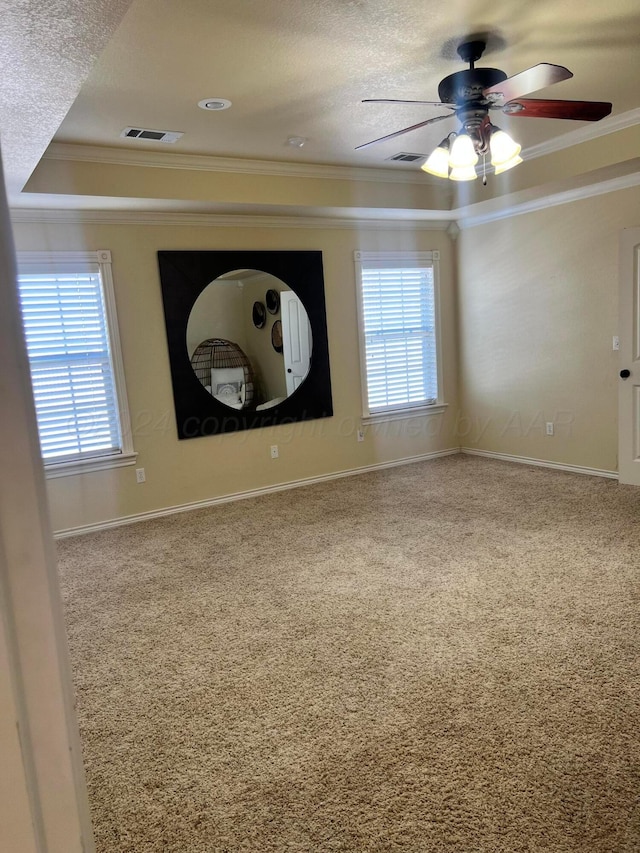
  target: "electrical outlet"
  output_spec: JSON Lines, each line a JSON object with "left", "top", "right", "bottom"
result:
{"left": 545, "top": 422, "right": 554, "bottom": 436}
{"left": 613, "top": 336, "right": 620, "bottom": 351}
{"left": 135, "top": 467, "right": 146, "bottom": 483}
{"left": 270, "top": 445, "right": 279, "bottom": 459}
{"left": 357, "top": 429, "right": 365, "bottom": 442}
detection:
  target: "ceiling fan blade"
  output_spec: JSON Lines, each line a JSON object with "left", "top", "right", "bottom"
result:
{"left": 502, "top": 98, "right": 613, "bottom": 121}
{"left": 483, "top": 63, "right": 573, "bottom": 103}
{"left": 355, "top": 114, "right": 452, "bottom": 150}
{"left": 362, "top": 99, "right": 454, "bottom": 108}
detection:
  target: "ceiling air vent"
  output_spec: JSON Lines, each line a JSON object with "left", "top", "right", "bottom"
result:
{"left": 120, "top": 127, "right": 183, "bottom": 144}
{"left": 386, "top": 152, "right": 424, "bottom": 162}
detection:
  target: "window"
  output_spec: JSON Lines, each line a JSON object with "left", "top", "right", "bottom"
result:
{"left": 355, "top": 251, "right": 445, "bottom": 422}
{"left": 17, "top": 250, "right": 135, "bottom": 477}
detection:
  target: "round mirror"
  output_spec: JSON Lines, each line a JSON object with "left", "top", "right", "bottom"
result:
{"left": 186, "top": 270, "right": 312, "bottom": 411}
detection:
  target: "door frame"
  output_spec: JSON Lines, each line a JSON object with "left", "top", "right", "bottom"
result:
{"left": 618, "top": 227, "right": 640, "bottom": 485}
{"left": 0, "top": 163, "right": 95, "bottom": 851}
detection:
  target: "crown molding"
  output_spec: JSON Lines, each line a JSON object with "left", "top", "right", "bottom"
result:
{"left": 520, "top": 106, "right": 640, "bottom": 163}
{"left": 19, "top": 109, "right": 640, "bottom": 232}
{"left": 42, "top": 143, "right": 438, "bottom": 186}
{"left": 446, "top": 221, "right": 460, "bottom": 241}
{"left": 457, "top": 169, "right": 640, "bottom": 230}
{"left": 43, "top": 107, "right": 640, "bottom": 189}
{"left": 12, "top": 162, "right": 639, "bottom": 231}
{"left": 474, "top": 107, "right": 640, "bottom": 178}
{"left": 10, "top": 207, "right": 454, "bottom": 230}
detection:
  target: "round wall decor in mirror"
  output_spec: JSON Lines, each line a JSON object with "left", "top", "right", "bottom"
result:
{"left": 159, "top": 250, "right": 333, "bottom": 438}
{"left": 271, "top": 320, "right": 283, "bottom": 353}
{"left": 265, "top": 288, "right": 280, "bottom": 314}
{"left": 252, "top": 301, "right": 266, "bottom": 328}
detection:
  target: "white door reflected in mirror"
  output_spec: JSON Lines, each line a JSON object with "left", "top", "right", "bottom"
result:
{"left": 282, "top": 290, "right": 312, "bottom": 395}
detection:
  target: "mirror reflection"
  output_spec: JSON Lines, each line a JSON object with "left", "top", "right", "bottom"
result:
{"left": 186, "top": 270, "right": 312, "bottom": 411}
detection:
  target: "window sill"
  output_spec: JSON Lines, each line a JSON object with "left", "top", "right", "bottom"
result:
{"left": 44, "top": 451, "right": 138, "bottom": 479}
{"left": 362, "top": 403, "right": 448, "bottom": 427}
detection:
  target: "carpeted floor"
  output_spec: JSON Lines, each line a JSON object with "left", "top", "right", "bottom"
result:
{"left": 57, "top": 455, "right": 640, "bottom": 852}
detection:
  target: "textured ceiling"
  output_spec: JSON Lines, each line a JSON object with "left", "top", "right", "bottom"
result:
{"left": 3, "top": 0, "right": 640, "bottom": 210}
{"left": 49, "top": 0, "right": 640, "bottom": 168}
{"left": 0, "top": 0, "right": 133, "bottom": 197}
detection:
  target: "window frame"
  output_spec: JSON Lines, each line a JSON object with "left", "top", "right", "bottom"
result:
{"left": 354, "top": 250, "right": 446, "bottom": 425}
{"left": 16, "top": 249, "right": 136, "bottom": 478}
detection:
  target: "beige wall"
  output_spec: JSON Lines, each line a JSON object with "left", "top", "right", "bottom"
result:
{"left": 12, "top": 220, "right": 458, "bottom": 532}
{"left": 186, "top": 279, "right": 246, "bottom": 359}
{"left": 457, "top": 186, "right": 640, "bottom": 472}
{"left": 13, "top": 184, "right": 640, "bottom": 534}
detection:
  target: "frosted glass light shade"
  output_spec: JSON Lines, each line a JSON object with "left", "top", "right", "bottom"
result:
{"left": 448, "top": 133, "right": 478, "bottom": 168}
{"left": 421, "top": 145, "right": 450, "bottom": 178}
{"left": 449, "top": 165, "right": 478, "bottom": 181}
{"left": 490, "top": 130, "right": 521, "bottom": 166}
{"left": 494, "top": 154, "right": 523, "bottom": 174}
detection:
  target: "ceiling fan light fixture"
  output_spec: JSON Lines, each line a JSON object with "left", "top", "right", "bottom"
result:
{"left": 489, "top": 128, "right": 522, "bottom": 168}
{"left": 448, "top": 133, "right": 478, "bottom": 169}
{"left": 449, "top": 164, "right": 478, "bottom": 181}
{"left": 494, "top": 154, "right": 523, "bottom": 174}
{"left": 421, "top": 137, "right": 451, "bottom": 178}
{"left": 358, "top": 38, "right": 612, "bottom": 183}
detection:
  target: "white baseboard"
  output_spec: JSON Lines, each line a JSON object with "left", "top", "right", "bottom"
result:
{"left": 54, "top": 447, "right": 461, "bottom": 538}
{"left": 461, "top": 447, "right": 618, "bottom": 480}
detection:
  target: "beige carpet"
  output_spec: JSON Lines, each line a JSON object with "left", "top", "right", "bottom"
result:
{"left": 57, "top": 455, "right": 640, "bottom": 852}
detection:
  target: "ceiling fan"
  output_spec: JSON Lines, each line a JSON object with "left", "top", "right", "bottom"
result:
{"left": 356, "top": 39, "right": 613, "bottom": 181}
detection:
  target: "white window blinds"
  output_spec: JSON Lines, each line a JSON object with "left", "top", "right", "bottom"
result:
{"left": 17, "top": 252, "right": 132, "bottom": 469}
{"left": 358, "top": 257, "right": 439, "bottom": 413}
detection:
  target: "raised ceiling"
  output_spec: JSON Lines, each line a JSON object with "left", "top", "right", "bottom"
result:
{"left": 0, "top": 0, "right": 133, "bottom": 197}
{"left": 4, "top": 0, "right": 640, "bottom": 217}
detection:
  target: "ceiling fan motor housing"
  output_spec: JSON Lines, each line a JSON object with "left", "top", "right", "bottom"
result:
{"left": 438, "top": 68, "right": 507, "bottom": 106}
